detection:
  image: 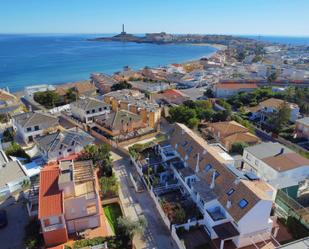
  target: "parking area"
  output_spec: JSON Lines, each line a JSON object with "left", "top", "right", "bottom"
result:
{"left": 0, "top": 200, "right": 29, "bottom": 249}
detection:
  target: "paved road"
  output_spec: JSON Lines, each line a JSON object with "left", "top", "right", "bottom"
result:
{"left": 0, "top": 200, "right": 28, "bottom": 249}
{"left": 111, "top": 151, "right": 177, "bottom": 249}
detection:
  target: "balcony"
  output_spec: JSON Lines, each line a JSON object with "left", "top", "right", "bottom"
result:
{"left": 44, "top": 223, "right": 65, "bottom": 232}
{"left": 206, "top": 207, "right": 226, "bottom": 222}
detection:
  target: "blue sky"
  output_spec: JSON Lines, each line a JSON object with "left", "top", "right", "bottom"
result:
{"left": 1, "top": 0, "right": 308, "bottom": 36}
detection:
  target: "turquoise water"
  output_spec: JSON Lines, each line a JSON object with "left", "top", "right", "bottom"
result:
{"left": 0, "top": 34, "right": 216, "bottom": 92}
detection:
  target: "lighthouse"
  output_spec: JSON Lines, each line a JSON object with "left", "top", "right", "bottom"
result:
{"left": 121, "top": 24, "right": 126, "bottom": 35}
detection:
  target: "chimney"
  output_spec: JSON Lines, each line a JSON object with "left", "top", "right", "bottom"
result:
{"left": 226, "top": 200, "right": 232, "bottom": 209}
{"left": 210, "top": 170, "right": 216, "bottom": 189}
{"left": 275, "top": 148, "right": 284, "bottom": 157}
{"left": 195, "top": 153, "right": 200, "bottom": 173}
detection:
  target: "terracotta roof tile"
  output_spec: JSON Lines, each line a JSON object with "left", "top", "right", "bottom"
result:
{"left": 262, "top": 153, "right": 309, "bottom": 172}
{"left": 38, "top": 164, "right": 63, "bottom": 219}
{"left": 170, "top": 123, "right": 268, "bottom": 222}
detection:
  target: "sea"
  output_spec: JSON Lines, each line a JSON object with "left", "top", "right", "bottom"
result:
{"left": 0, "top": 34, "right": 216, "bottom": 93}
{"left": 0, "top": 34, "right": 308, "bottom": 93}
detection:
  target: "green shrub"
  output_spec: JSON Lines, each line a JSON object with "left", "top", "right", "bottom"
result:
{"left": 5, "top": 142, "right": 30, "bottom": 160}
{"left": 23, "top": 219, "right": 43, "bottom": 249}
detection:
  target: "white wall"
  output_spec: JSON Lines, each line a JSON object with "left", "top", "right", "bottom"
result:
{"left": 233, "top": 200, "right": 273, "bottom": 248}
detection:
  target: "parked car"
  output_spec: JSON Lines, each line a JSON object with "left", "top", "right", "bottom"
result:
{"left": 0, "top": 210, "right": 8, "bottom": 228}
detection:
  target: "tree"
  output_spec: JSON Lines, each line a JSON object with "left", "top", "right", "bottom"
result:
{"left": 100, "top": 173, "right": 119, "bottom": 198}
{"left": 23, "top": 219, "right": 43, "bottom": 249}
{"left": 2, "top": 128, "right": 13, "bottom": 143}
{"left": 65, "top": 88, "right": 77, "bottom": 103}
{"left": 173, "top": 206, "right": 186, "bottom": 224}
{"left": 204, "top": 88, "right": 214, "bottom": 98}
{"left": 169, "top": 105, "right": 196, "bottom": 125}
{"left": 117, "top": 216, "right": 147, "bottom": 241}
{"left": 77, "top": 144, "right": 112, "bottom": 176}
{"left": 5, "top": 142, "right": 30, "bottom": 160}
{"left": 268, "top": 102, "right": 291, "bottom": 133}
{"left": 111, "top": 81, "right": 132, "bottom": 91}
{"left": 187, "top": 117, "right": 199, "bottom": 129}
{"left": 230, "top": 142, "right": 249, "bottom": 155}
{"left": 0, "top": 113, "right": 9, "bottom": 123}
{"left": 33, "top": 90, "right": 60, "bottom": 109}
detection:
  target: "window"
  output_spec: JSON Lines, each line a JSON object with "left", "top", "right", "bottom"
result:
{"left": 26, "top": 127, "right": 31, "bottom": 132}
{"left": 59, "top": 152, "right": 62, "bottom": 155}
{"left": 186, "top": 146, "right": 193, "bottom": 154}
{"left": 204, "top": 164, "right": 212, "bottom": 172}
{"left": 92, "top": 109, "right": 95, "bottom": 113}
{"left": 214, "top": 171, "right": 220, "bottom": 179}
{"left": 71, "top": 141, "right": 75, "bottom": 146}
{"left": 238, "top": 199, "right": 248, "bottom": 209}
{"left": 99, "top": 107, "right": 102, "bottom": 112}
{"left": 60, "top": 144, "right": 63, "bottom": 150}
{"left": 181, "top": 141, "right": 188, "bottom": 147}
{"left": 86, "top": 110, "right": 90, "bottom": 114}
{"left": 67, "top": 148, "right": 72, "bottom": 152}
{"left": 34, "top": 125, "right": 39, "bottom": 131}
{"left": 226, "top": 188, "right": 235, "bottom": 196}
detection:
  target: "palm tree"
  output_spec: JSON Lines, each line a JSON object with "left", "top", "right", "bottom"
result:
{"left": 117, "top": 216, "right": 147, "bottom": 241}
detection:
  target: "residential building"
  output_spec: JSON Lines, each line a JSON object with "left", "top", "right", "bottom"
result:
{"left": 34, "top": 128, "right": 94, "bottom": 162}
{"left": 247, "top": 98, "right": 300, "bottom": 123}
{"left": 156, "top": 89, "right": 189, "bottom": 106}
{"left": 12, "top": 111, "right": 59, "bottom": 144}
{"left": 94, "top": 109, "right": 146, "bottom": 139}
{"left": 70, "top": 97, "right": 110, "bottom": 124}
{"left": 243, "top": 142, "right": 309, "bottom": 191}
{"left": 103, "top": 89, "right": 161, "bottom": 129}
{"left": 203, "top": 121, "right": 260, "bottom": 151}
{"left": 157, "top": 123, "right": 276, "bottom": 248}
{"left": 90, "top": 73, "right": 118, "bottom": 94}
{"left": 39, "top": 160, "right": 101, "bottom": 247}
{"left": 55, "top": 81, "right": 97, "bottom": 102}
{"left": 0, "top": 150, "right": 29, "bottom": 198}
{"left": 129, "top": 81, "right": 176, "bottom": 93}
{"left": 295, "top": 117, "right": 309, "bottom": 140}
{"left": 213, "top": 83, "right": 258, "bottom": 98}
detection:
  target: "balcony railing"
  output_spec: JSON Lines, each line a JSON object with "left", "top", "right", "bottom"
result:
{"left": 44, "top": 223, "right": 65, "bottom": 232}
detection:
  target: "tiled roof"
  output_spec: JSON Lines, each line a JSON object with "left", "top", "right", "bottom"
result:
{"left": 247, "top": 98, "right": 297, "bottom": 113}
{"left": 34, "top": 129, "right": 94, "bottom": 152}
{"left": 222, "top": 132, "right": 260, "bottom": 147}
{"left": 12, "top": 111, "right": 59, "bottom": 128}
{"left": 95, "top": 110, "right": 142, "bottom": 131}
{"left": 170, "top": 123, "right": 270, "bottom": 222}
{"left": 38, "top": 164, "right": 63, "bottom": 218}
{"left": 71, "top": 98, "right": 110, "bottom": 111}
{"left": 215, "top": 83, "right": 257, "bottom": 90}
{"left": 56, "top": 81, "right": 96, "bottom": 96}
{"left": 206, "top": 121, "right": 248, "bottom": 138}
{"left": 262, "top": 153, "right": 309, "bottom": 172}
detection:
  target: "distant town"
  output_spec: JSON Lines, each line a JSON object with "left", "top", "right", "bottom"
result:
{"left": 0, "top": 28, "right": 308, "bottom": 249}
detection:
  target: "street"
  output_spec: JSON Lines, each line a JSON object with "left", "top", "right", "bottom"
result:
{"left": 111, "top": 150, "right": 177, "bottom": 249}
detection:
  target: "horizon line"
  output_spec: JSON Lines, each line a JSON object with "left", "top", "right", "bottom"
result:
{"left": 1, "top": 32, "right": 309, "bottom": 38}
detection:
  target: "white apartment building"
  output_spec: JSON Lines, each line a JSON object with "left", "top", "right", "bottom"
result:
{"left": 70, "top": 97, "right": 110, "bottom": 124}
{"left": 12, "top": 111, "right": 59, "bottom": 144}
{"left": 157, "top": 123, "right": 277, "bottom": 249}
{"left": 243, "top": 142, "right": 309, "bottom": 191}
